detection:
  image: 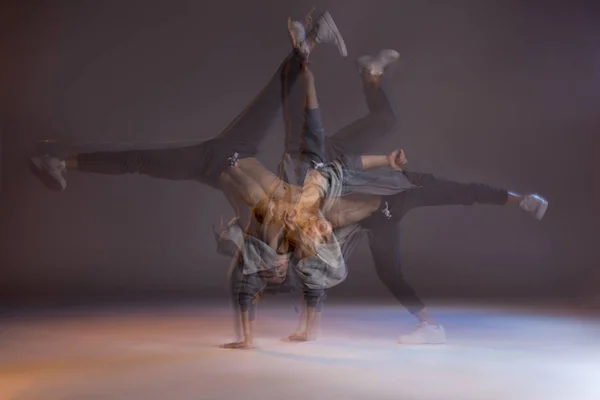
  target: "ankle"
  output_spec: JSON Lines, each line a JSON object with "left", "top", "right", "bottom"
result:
{"left": 362, "top": 72, "right": 381, "bottom": 86}
{"left": 415, "top": 308, "right": 438, "bottom": 326}
{"left": 507, "top": 192, "right": 522, "bottom": 205}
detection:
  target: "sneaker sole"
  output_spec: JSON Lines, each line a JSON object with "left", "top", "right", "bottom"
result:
{"left": 320, "top": 11, "right": 347, "bottom": 57}
{"left": 29, "top": 158, "right": 65, "bottom": 192}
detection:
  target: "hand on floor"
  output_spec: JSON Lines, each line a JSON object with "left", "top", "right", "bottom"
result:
{"left": 286, "top": 332, "right": 310, "bottom": 342}
{"left": 219, "top": 341, "right": 254, "bottom": 350}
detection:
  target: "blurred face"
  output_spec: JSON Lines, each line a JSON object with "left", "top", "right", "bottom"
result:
{"left": 293, "top": 213, "right": 332, "bottom": 244}
{"left": 253, "top": 198, "right": 295, "bottom": 225}
{"left": 271, "top": 199, "right": 296, "bottom": 224}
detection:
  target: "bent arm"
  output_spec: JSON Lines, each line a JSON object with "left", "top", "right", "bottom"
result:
{"left": 359, "top": 154, "right": 392, "bottom": 170}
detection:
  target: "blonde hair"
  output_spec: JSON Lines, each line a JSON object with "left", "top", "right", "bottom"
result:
{"left": 286, "top": 213, "right": 332, "bottom": 258}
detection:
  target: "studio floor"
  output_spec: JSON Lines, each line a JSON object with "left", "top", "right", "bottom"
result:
{"left": 1, "top": 301, "right": 599, "bottom": 400}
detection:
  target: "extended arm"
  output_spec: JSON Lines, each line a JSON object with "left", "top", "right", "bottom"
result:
{"left": 352, "top": 148, "right": 408, "bottom": 171}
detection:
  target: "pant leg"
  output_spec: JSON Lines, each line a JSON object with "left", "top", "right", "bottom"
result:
{"left": 281, "top": 61, "right": 310, "bottom": 160}
{"left": 76, "top": 141, "right": 238, "bottom": 188}
{"left": 204, "top": 49, "right": 306, "bottom": 186}
{"left": 230, "top": 259, "right": 266, "bottom": 322}
{"left": 217, "top": 49, "right": 306, "bottom": 148}
{"left": 366, "top": 222, "right": 426, "bottom": 315}
{"left": 280, "top": 65, "right": 327, "bottom": 184}
{"left": 77, "top": 50, "right": 307, "bottom": 188}
{"left": 303, "top": 288, "right": 326, "bottom": 311}
{"left": 325, "top": 78, "right": 398, "bottom": 159}
{"left": 76, "top": 144, "right": 206, "bottom": 178}
{"left": 385, "top": 172, "right": 509, "bottom": 222}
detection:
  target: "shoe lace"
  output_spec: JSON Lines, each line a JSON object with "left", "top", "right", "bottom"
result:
{"left": 227, "top": 152, "right": 239, "bottom": 167}
{"left": 381, "top": 202, "right": 392, "bottom": 219}
{"left": 311, "top": 160, "right": 324, "bottom": 170}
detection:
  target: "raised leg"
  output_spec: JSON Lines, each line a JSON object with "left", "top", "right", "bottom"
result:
{"left": 280, "top": 64, "right": 327, "bottom": 185}
{"left": 325, "top": 50, "right": 400, "bottom": 158}
{"left": 216, "top": 50, "right": 306, "bottom": 145}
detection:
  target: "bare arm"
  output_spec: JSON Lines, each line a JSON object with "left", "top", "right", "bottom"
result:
{"left": 324, "top": 193, "right": 382, "bottom": 228}
{"left": 360, "top": 154, "right": 392, "bottom": 170}
{"left": 360, "top": 148, "right": 407, "bottom": 171}
{"left": 293, "top": 148, "right": 406, "bottom": 213}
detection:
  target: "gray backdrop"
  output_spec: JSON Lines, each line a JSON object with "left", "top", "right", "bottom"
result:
{"left": 1, "top": 0, "right": 599, "bottom": 304}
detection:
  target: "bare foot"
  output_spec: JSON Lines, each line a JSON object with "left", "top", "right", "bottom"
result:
{"left": 220, "top": 341, "right": 254, "bottom": 350}
{"left": 287, "top": 332, "right": 309, "bottom": 342}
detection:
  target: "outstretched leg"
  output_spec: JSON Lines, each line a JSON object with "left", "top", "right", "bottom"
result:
{"left": 279, "top": 62, "right": 328, "bottom": 185}
{"left": 29, "top": 48, "right": 308, "bottom": 192}
{"left": 379, "top": 171, "right": 547, "bottom": 222}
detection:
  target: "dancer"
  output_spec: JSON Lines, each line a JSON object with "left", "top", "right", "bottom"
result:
{"left": 215, "top": 20, "right": 549, "bottom": 345}
{"left": 222, "top": 59, "right": 411, "bottom": 349}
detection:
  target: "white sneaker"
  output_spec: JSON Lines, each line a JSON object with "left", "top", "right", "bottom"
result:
{"left": 29, "top": 154, "right": 67, "bottom": 191}
{"left": 519, "top": 194, "right": 548, "bottom": 220}
{"left": 398, "top": 322, "right": 447, "bottom": 344}
{"left": 307, "top": 11, "right": 347, "bottom": 57}
{"left": 357, "top": 49, "right": 400, "bottom": 76}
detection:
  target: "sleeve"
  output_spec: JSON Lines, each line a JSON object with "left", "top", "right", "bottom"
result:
{"left": 214, "top": 223, "right": 245, "bottom": 257}
{"left": 230, "top": 264, "right": 265, "bottom": 319}
{"left": 335, "top": 153, "right": 364, "bottom": 173}
{"left": 303, "top": 287, "right": 327, "bottom": 311}
{"left": 294, "top": 235, "right": 348, "bottom": 291}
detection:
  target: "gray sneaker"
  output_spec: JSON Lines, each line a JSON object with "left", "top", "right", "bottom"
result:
{"left": 519, "top": 194, "right": 548, "bottom": 220}
{"left": 29, "top": 154, "right": 67, "bottom": 191}
{"left": 357, "top": 49, "right": 400, "bottom": 76}
{"left": 307, "top": 11, "right": 347, "bottom": 57}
